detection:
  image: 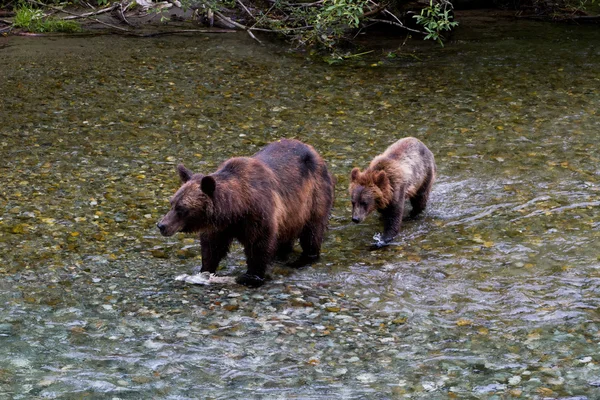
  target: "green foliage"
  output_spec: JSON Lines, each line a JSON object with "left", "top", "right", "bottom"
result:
{"left": 320, "top": 0, "right": 368, "bottom": 28}
{"left": 13, "top": 3, "right": 81, "bottom": 33}
{"left": 566, "top": 0, "right": 598, "bottom": 11}
{"left": 412, "top": 0, "right": 458, "bottom": 46}
{"left": 262, "top": 0, "right": 371, "bottom": 50}
{"left": 13, "top": 3, "right": 45, "bottom": 29}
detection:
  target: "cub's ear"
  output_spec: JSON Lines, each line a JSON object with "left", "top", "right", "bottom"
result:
{"left": 374, "top": 170, "right": 389, "bottom": 189}
{"left": 201, "top": 176, "right": 216, "bottom": 197}
{"left": 350, "top": 168, "right": 361, "bottom": 182}
{"left": 177, "top": 164, "right": 194, "bottom": 183}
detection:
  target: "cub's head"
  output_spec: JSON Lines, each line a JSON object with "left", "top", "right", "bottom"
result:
{"left": 349, "top": 167, "right": 390, "bottom": 223}
{"left": 157, "top": 164, "right": 217, "bottom": 236}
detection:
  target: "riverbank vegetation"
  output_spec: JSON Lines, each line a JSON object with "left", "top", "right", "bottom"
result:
{"left": 1, "top": 0, "right": 598, "bottom": 51}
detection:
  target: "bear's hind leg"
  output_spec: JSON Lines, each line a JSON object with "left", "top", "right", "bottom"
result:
{"left": 409, "top": 170, "right": 434, "bottom": 218}
{"left": 292, "top": 219, "right": 326, "bottom": 268}
{"left": 275, "top": 241, "right": 295, "bottom": 261}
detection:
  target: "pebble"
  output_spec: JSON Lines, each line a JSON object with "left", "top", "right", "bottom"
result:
{"left": 547, "top": 377, "right": 564, "bottom": 385}
{"left": 508, "top": 376, "right": 521, "bottom": 386}
{"left": 357, "top": 373, "right": 376, "bottom": 383}
{"left": 143, "top": 339, "right": 165, "bottom": 350}
{"left": 37, "top": 379, "right": 55, "bottom": 387}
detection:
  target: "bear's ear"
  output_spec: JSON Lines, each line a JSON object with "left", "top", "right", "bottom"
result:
{"left": 177, "top": 164, "right": 194, "bottom": 183}
{"left": 201, "top": 176, "right": 216, "bottom": 197}
{"left": 350, "top": 168, "right": 361, "bottom": 182}
{"left": 374, "top": 170, "right": 389, "bottom": 189}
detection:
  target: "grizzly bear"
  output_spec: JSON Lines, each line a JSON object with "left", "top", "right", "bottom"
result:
{"left": 349, "top": 137, "right": 436, "bottom": 247}
{"left": 157, "top": 139, "right": 335, "bottom": 287}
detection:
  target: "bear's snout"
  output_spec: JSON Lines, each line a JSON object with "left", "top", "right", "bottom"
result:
{"left": 352, "top": 217, "right": 361, "bottom": 223}
{"left": 157, "top": 222, "right": 167, "bottom": 235}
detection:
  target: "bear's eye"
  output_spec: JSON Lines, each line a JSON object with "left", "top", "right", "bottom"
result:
{"left": 360, "top": 201, "right": 368, "bottom": 208}
{"left": 175, "top": 206, "right": 187, "bottom": 216}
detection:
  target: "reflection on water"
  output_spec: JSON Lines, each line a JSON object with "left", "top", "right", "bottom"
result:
{"left": 1, "top": 20, "right": 600, "bottom": 399}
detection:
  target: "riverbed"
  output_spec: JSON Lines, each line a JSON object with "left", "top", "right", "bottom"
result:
{"left": 1, "top": 16, "right": 599, "bottom": 399}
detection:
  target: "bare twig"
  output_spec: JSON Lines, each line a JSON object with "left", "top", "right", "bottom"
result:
{"left": 236, "top": 0, "right": 254, "bottom": 19}
{"left": 117, "top": 1, "right": 134, "bottom": 26}
{"left": 286, "top": 1, "right": 324, "bottom": 6}
{"left": 249, "top": 0, "right": 277, "bottom": 30}
{"left": 367, "top": 18, "right": 426, "bottom": 34}
{"left": 0, "top": 18, "right": 12, "bottom": 25}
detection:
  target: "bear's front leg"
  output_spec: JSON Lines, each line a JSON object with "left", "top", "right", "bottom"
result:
{"left": 379, "top": 199, "right": 405, "bottom": 246}
{"left": 236, "top": 233, "right": 276, "bottom": 288}
{"left": 197, "top": 231, "right": 233, "bottom": 274}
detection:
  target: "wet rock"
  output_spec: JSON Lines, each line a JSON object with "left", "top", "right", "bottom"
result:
{"left": 0, "top": 323, "right": 14, "bottom": 336}
{"left": 150, "top": 248, "right": 168, "bottom": 258}
{"left": 323, "top": 302, "right": 340, "bottom": 312}
{"left": 143, "top": 339, "right": 165, "bottom": 350}
{"left": 474, "top": 383, "right": 507, "bottom": 393}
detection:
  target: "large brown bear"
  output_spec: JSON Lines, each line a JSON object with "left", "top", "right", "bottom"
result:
{"left": 349, "top": 137, "right": 436, "bottom": 247}
{"left": 157, "top": 139, "right": 335, "bottom": 287}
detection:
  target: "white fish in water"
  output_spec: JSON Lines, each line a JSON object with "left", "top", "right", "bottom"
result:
{"left": 174, "top": 272, "right": 237, "bottom": 286}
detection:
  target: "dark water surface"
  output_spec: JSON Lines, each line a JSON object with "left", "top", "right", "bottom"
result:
{"left": 1, "top": 19, "right": 599, "bottom": 399}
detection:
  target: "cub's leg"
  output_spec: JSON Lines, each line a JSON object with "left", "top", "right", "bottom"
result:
{"left": 197, "top": 231, "right": 233, "bottom": 274}
{"left": 380, "top": 194, "right": 406, "bottom": 245}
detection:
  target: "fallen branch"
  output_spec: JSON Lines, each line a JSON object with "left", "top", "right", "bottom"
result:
{"left": 27, "top": 0, "right": 132, "bottom": 32}
{"left": 554, "top": 15, "right": 600, "bottom": 22}
{"left": 62, "top": 3, "right": 118, "bottom": 20}
{"left": 213, "top": 9, "right": 263, "bottom": 44}
{"left": 134, "top": 28, "right": 237, "bottom": 37}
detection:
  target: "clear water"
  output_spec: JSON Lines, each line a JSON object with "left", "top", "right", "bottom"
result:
{"left": 1, "top": 19, "right": 599, "bottom": 399}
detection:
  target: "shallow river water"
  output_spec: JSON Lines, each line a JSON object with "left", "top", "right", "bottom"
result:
{"left": 1, "top": 15, "right": 599, "bottom": 399}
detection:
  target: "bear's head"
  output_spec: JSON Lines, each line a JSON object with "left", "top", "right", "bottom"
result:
{"left": 157, "top": 164, "right": 217, "bottom": 236}
{"left": 349, "top": 167, "right": 390, "bottom": 223}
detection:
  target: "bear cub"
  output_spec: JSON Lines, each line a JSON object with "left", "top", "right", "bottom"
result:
{"left": 158, "top": 139, "right": 335, "bottom": 287}
{"left": 349, "top": 137, "right": 436, "bottom": 247}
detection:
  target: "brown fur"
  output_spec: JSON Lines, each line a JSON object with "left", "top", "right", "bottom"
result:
{"left": 158, "top": 139, "right": 335, "bottom": 287}
{"left": 349, "top": 137, "right": 436, "bottom": 245}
